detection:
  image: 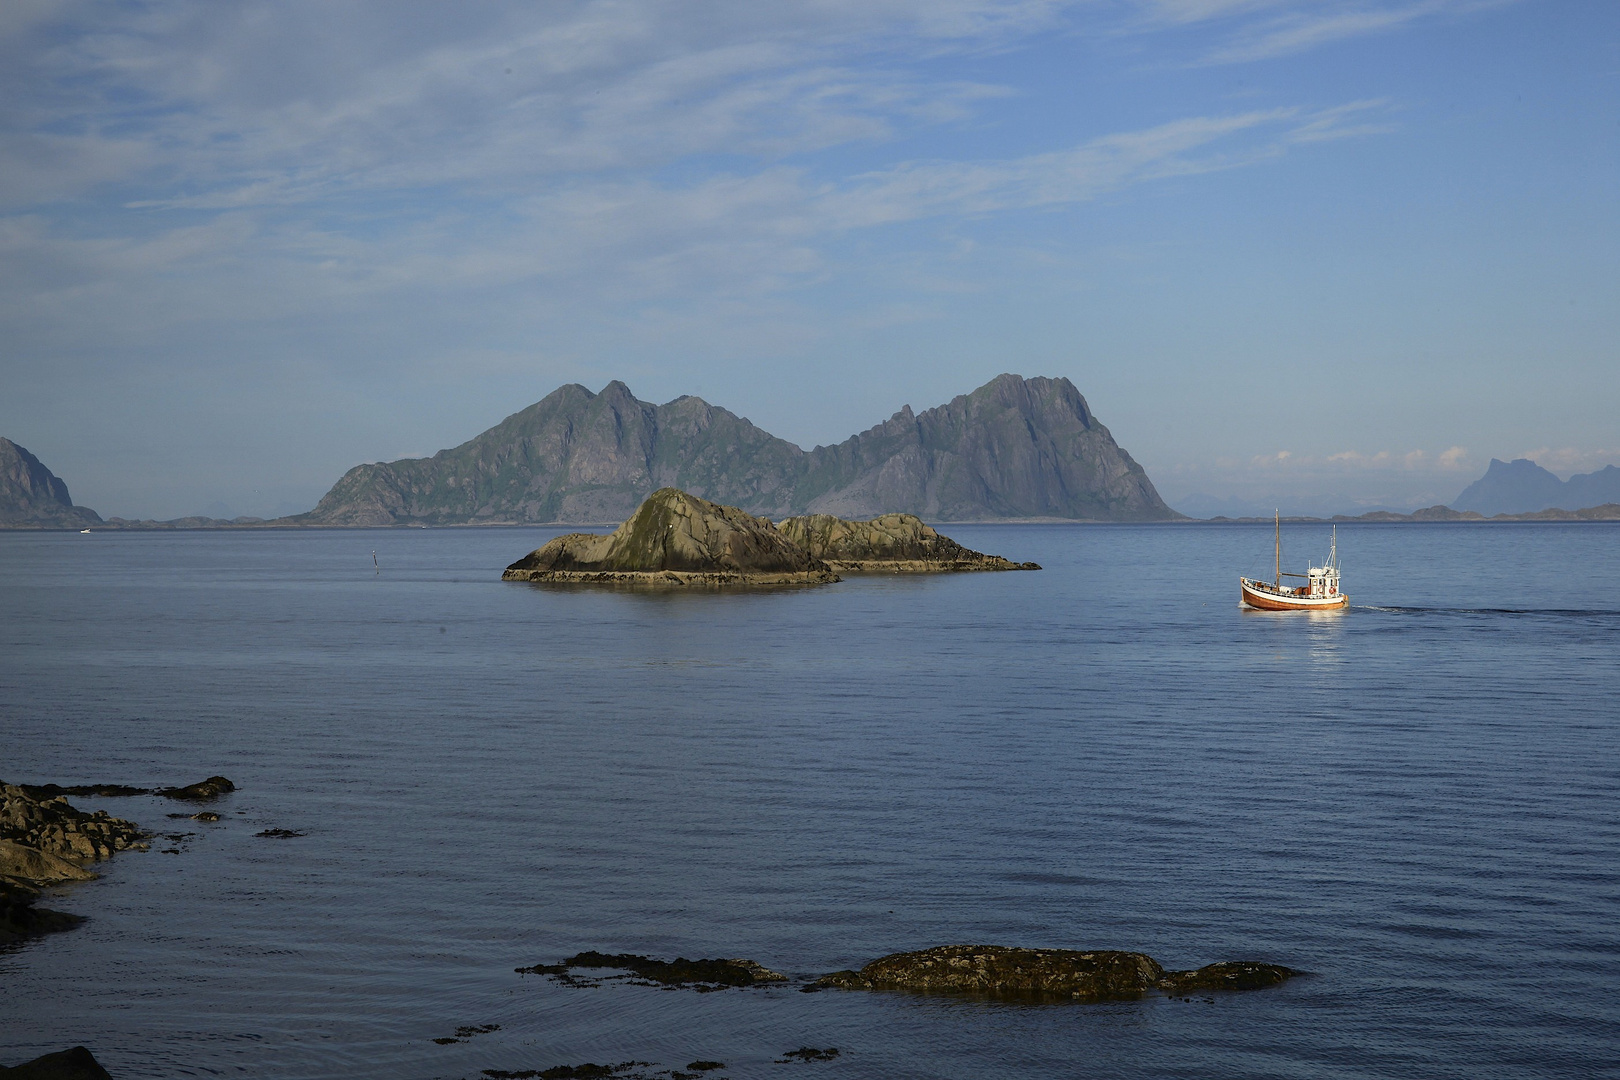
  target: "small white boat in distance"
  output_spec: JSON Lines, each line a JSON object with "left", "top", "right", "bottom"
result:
{"left": 1240, "top": 513, "right": 1347, "bottom": 610}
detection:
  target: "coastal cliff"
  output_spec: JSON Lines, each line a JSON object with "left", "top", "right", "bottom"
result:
{"left": 0, "top": 439, "right": 102, "bottom": 530}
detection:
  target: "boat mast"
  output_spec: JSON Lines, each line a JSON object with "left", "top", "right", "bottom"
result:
{"left": 1274, "top": 510, "right": 1280, "bottom": 587}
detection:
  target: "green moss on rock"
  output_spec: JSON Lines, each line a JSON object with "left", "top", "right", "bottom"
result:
{"left": 776, "top": 513, "right": 1039, "bottom": 572}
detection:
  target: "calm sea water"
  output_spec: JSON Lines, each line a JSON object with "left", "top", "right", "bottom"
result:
{"left": 2, "top": 523, "right": 1617, "bottom": 1080}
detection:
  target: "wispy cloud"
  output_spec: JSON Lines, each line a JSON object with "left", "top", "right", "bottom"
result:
{"left": 1131, "top": 0, "right": 1518, "bottom": 64}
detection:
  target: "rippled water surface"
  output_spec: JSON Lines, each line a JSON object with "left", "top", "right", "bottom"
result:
{"left": 2, "top": 523, "right": 1617, "bottom": 1079}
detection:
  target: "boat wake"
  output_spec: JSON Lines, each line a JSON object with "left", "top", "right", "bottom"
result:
{"left": 1357, "top": 604, "right": 1620, "bottom": 618}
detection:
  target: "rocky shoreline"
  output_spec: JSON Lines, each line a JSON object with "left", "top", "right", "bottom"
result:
{"left": 0, "top": 777, "right": 235, "bottom": 947}
{"left": 0, "top": 783, "right": 149, "bottom": 947}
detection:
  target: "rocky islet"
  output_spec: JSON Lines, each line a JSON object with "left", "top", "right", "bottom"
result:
{"left": 503, "top": 488, "right": 1038, "bottom": 587}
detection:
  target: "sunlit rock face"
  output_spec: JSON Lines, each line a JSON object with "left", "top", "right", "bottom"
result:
{"left": 776, "top": 512, "right": 1039, "bottom": 572}
{"left": 503, "top": 487, "right": 839, "bottom": 586}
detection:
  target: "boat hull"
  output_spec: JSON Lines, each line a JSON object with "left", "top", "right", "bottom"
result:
{"left": 1239, "top": 578, "right": 1348, "bottom": 610}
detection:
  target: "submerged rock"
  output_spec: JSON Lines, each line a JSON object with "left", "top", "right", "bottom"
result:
{"left": 775, "top": 513, "right": 1039, "bottom": 572}
{"left": 20, "top": 783, "right": 150, "bottom": 799}
{"left": 810, "top": 945, "right": 1298, "bottom": 1001}
{"left": 1157, "top": 961, "right": 1298, "bottom": 993}
{"left": 0, "top": 880, "right": 85, "bottom": 947}
{"left": 0, "top": 1046, "right": 113, "bottom": 1080}
{"left": 516, "top": 951, "right": 788, "bottom": 989}
{"left": 503, "top": 488, "right": 838, "bottom": 586}
{"left": 157, "top": 776, "right": 236, "bottom": 801}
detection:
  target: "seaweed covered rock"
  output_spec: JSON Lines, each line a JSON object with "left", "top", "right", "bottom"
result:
{"left": 504, "top": 488, "right": 838, "bottom": 586}
{"left": 811, "top": 945, "right": 1298, "bottom": 1001}
{"left": 775, "top": 513, "right": 1039, "bottom": 572}
{"left": 813, "top": 946, "right": 1164, "bottom": 1000}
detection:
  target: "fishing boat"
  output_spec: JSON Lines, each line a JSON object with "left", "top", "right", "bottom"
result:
{"left": 1239, "top": 512, "right": 1347, "bottom": 610}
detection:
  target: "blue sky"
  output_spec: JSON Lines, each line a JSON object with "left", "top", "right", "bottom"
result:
{"left": 2, "top": 0, "right": 1615, "bottom": 519}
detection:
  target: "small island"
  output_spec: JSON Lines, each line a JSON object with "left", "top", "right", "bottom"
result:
{"left": 502, "top": 488, "right": 840, "bottom": 586}
{"left": 502, "top": 488, "right": 1041, "bottom": 586}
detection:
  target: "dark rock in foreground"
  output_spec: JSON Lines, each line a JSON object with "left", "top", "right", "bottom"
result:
{"left": 810, "top": 945, "right": 1298, "bottom": 1001}
{"left": 2, "top": 783, "right": 148, "bottom": 877}
{"left": 517, "top": 950, "right": 788, "bottom": 989}
{"left": 504, "top": 488, "right": 838, "bottom": 586}
{"left": 776, "top": 513, "right": 1039, "bottom": 572}
{"left": 482, "top": 1063, "right": 648, "bottom": 1080}
{"left": 0, "top": 1046, "right": 113, "bottom": 1080}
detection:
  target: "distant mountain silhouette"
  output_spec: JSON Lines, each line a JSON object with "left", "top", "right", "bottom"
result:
{"left": 1453, "top": 458, "right": 1620, "bottom": 516}
{"left": 0, "top": 438, "right": 102, "bottom": 529}
{"left": 299, "top": 374, "right": 1180, "bottom": 525}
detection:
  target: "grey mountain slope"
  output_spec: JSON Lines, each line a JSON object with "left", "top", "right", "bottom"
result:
{"left": 0, "top": 439, "right": 102, "bottom": 528}
{"left": 298, "top": 374, "right": 1181, "bottom": 525}
{"left": 796, "top": 374, "right": 1172, "bottom": 520}
{"left": 300, "top": 381, "right": 805, "bottom": 526}
{"left": 1454, "top": 458, "right": 1620, "bottom": 516}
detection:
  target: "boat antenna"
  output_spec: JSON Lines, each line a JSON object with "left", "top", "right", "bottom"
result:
{"left": 1274, "top": 509, "right": 1280, "bottom": 587}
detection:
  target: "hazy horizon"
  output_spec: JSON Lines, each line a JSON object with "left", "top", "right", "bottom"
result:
{"left": 3, "top": 1, "right": 1616, "bottom": 520}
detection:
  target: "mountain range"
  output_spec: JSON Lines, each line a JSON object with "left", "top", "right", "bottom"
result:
{"left": 9, "top": 386, "right": 1620, "bottom": 528}
{"left": 296, "top": 374, "right": 1180, "bottom": 525}
{"left": 1452, "top": 458, "right": 1620, "bottom": 517}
